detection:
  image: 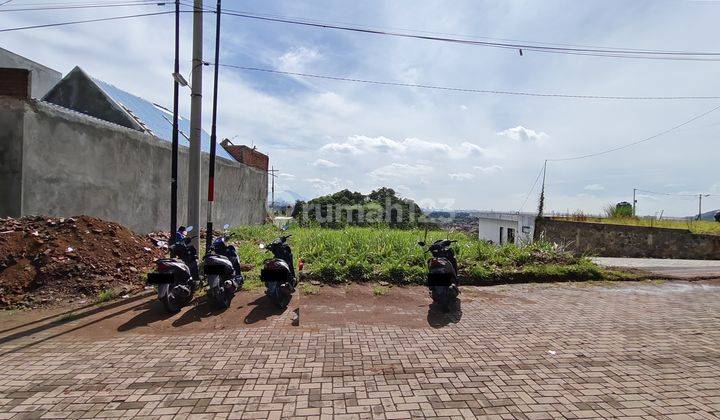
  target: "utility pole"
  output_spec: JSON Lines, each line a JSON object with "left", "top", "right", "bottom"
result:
{"left": 537, "top": 160, "right": 547, "bottom": 217}
{"left": 632, "top": 188, "right": 637, "bottom": 217}
{"left": 188, "top": 0, "right": 203, "bottom": 249}
{"left": 170, "top": 0, "right": 180, "bottom": 244}
{"left": 205, "top": 0, "right": 222, "bottom": 252}
{"left": 698, "top": 194, "right": 703, "bottom": 220}
{"left": 268, "top": 167, "right": 278, "bottom": 212}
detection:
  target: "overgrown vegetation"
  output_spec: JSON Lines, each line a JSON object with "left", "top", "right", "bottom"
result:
{"left": 95, "top": 289, "right": 118, "bottom": 304}
{"left": 230, "top": 225, "right": 625, "bottom": 286}
{"left": 292, "top": 188, "right": 426, "bottom": 228}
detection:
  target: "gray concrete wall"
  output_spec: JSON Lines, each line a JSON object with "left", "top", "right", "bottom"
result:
{"left": 1, "top": 97, "right": 267, "bottom": 233}
{"left": 0, "top": 99, "right": 24, "bottom": 217}
{"left": 0, "top": 48, "right": 61, "bottom": 99}
{"left": 535, "top": 218, "right": 720, "bottom": 260}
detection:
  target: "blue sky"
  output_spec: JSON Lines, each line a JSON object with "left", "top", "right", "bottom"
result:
{"left": 2, "top": 0, "right": 719, "bottom": 216}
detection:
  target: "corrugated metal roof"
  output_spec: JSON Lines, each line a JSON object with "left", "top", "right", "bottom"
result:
{"left": 92, "top": 78, "right": 233, "bottom": 160}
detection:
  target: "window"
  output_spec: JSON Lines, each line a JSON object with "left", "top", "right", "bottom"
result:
{"left": 499, "top": 227, "right": 504, "bottom": 244}
{"left": 507, "top": 228, "right": 516, "bottom": 244}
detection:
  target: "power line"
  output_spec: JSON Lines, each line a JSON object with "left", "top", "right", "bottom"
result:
{"left": 0, "top": 10, "right": 176, "bottom": 32}
{"left": 547, "top": 104, "right": 720, "bottom": 161}
{"left": 213, "top": 63, "right": 720, "bottom": 101}
{"left": 636, "top": 189, "right": 717, "bottom": 197}
{"left": 180, "top": 4, "right": 720, "bottom": 61}
{"left": 0, "top": 1, "right": 167, "bottom": 13}
{"left": 519, "top": 164, "right": 545, "bottom": 212}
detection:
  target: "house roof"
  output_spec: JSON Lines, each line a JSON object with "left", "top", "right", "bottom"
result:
{"left": 44, "top": 66, "right": 232, "bottom": 160}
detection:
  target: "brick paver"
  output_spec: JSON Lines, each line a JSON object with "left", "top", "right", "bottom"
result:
{"left": 1, "top": 281, "right": 719, "bottom": 418}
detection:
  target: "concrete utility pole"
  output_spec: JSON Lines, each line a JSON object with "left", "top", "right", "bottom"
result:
{"left": 170, "top": 0, "right": 180, "bottom": 243}
{"left": 269, "top": 166, "right": 278, "bottom": 212}
{"left": 632, "top": 188, "right": 637, "bottom": 217}
{"left": 698, "top": 194, "right": 703, "bottom": 220}
{"left": 188, "top": 0, "right": 203, "bottom": 249}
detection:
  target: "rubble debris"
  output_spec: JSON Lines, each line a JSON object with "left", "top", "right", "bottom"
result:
{"left": 0, "top": 215, "right": 164, "bottom": 309}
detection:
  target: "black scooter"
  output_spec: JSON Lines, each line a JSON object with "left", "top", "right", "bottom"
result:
{"left": 418, "top": 239, "right": 460, "bottom": 311}
{"left": 147, "top": 226, "right": 200, "bottom": 313}
{"left": 204, "top": 225, "right": 244, "bottom": 309}
{"left": 259, "top": 234, "right": 297, "bottom": 309}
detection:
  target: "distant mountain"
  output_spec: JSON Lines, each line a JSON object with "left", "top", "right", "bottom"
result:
{"left": 697, "top": 209, "right": 720, "bottom": 221}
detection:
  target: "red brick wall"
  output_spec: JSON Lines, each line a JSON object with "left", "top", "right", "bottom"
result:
{"left": 0, "top": 68, "right": 30, "bottom": 99}
{"left": 220, "top": 140, "right": 269, "bottom": 171}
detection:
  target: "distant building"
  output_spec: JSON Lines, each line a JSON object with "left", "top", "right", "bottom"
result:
{"left": 0, "top": 47, "right": 61, "bottom": 98}
{"left": 43, "top": 66, "right": 234, "bottom": 160}
{"left": 1, "top": 51, "right": 267, "bottom": 232}
{"left": 477, "top": 212, "right": 536, "bottom": 245}
{"left": 220, "top": 139, "right": 268, "bottom": 172}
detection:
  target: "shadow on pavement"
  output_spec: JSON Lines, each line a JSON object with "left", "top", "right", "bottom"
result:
{"left": 244, "top": 295, "right": 288, "bottom": 325}
{"left": 117, "top": 299, "right": 178, "bottom": 332}
{"left": 427, "top": 299, "right": 462, "bottom": 329}
{"left": 172, "top": 297, "right": 228, "bottom": 327}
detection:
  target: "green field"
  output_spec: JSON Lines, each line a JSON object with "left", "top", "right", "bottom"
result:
{"left": 555, "top": 216, "right": 720, "bottom": 235}
{"left": 229, "top": 225, "right": 629, "bottom": 286}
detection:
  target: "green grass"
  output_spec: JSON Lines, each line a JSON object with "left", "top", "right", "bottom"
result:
{"left": 556, "top": 216, "right": 720, "bottom": 235}
{"left": 58, "top": 312, "right": 81, "bottom": 322}
{"left": 95, "top": 289, "right": 118, "bottom": 304}
{"left": 229, "top": 225, "right": 617, "bottom": 285}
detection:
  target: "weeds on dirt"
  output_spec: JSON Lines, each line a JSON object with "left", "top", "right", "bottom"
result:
{"left": 58, "top": 312, "right": 81, "bottom": 322}
{"left": 229, "top": 225, "right": 617, "bottom": 286}
{"left": 372, "top": 284, "right": 391, "bottom": 296}
{"left": 299, "top": 282, "right": 321, "bottom": 295}
{"left": 95, "top": 289, "right": 118, "bottom": 304}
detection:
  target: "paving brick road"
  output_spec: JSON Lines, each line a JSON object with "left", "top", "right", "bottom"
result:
{"left": 1, "top": 281, "right": 720, "bottom": 419}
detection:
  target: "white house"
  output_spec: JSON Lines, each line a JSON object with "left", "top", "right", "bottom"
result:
{"left": 477, "top": 212, "right": 536, "bottom": 245}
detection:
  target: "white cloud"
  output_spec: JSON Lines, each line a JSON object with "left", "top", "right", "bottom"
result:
{"left": 370, "top": 163, "right": 432, "bottom": 179}
{"left": 474, "top": 165, "right": 503, "bottom": 174}
{"left": 279, "top": 172, "right": 296, "bottom": 179}
{"left": 278, "top": 46, "right": 320, "bottom": 72}
{"left": 305, "top": 177, "right": 353, "bottom": 194}
{"left": 320, "top": 142, "right": 361, "bottom": 154}
{"left": 497, "top": 126, "right": 549, "bottom": 142}
{"left": 458, "top": 142, "right": 486, "bottom": 156}
{"left": 584, "top": 184, "right": 605, "bottom": 191}
{"left": 312, "top": 158, "right": 340, "bottom": 168}
{"left": 449, "top": 172, "right": 475, "bottom": 181}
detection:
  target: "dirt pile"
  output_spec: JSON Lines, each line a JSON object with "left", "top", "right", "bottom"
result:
{"left": 0, "top": 215, "right": 165, "bottom": 309}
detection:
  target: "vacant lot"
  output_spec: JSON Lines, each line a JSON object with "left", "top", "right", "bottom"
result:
{"left": 231, "top": 225, "right": 624, "bottom": 286}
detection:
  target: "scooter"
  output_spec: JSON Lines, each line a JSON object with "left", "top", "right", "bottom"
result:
{"left": 259, "top": 234, "right": 297, "bottom": 309}
{"left": 204, "top": 224, "right": 244, "bottom": 310}
{"left": 418, "top": 239, "right": 460, "bottom": 312}
{"left": 147, "top": 226, "right": 200, "bottom": 313}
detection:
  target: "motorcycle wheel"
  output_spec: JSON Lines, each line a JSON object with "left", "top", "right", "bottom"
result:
{"left": 162, "top": 290, "right": 183, "bottom": 314}
{"left": 430, "top": 286, "right": 450, "bottom": 312}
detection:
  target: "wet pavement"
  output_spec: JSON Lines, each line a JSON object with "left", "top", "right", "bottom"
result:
{"left": 1, "top": 280, "right": 719, "bottom": 418}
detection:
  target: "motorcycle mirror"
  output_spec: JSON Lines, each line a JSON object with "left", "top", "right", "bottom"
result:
{"left": 417, "top": 241, "right": 426, "bottom": 246}
{"left": 223, "top": 224, "right": 230, "bottom": 230}
{"left": 186, "top": 226, "right": 194, "bottom": 232}
{"left": 258, "top": 243, "right": 265, "bottom": 249}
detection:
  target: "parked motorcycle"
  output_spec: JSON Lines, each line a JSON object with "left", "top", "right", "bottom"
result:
{"left": 418, "top": 239, "right": 460, "bottom": 311}
{"left": 147, "top": 226, "right": 200, "bottom": 313}
{"left": 259, "top": 234, "right": 297, "bottom": 309}
{"left": 204, "top": 224, "right": 244, "bottom": 309}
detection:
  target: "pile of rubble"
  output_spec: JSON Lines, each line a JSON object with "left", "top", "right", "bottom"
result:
{"left": 0, "top": 215, "right": 165, "bottom": 309}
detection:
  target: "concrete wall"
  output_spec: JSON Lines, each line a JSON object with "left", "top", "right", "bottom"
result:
{"left": 0, "top": 48, "right": 61, "bottom": 99}
{"left": 535, "top": 218, "right": 720, "bottom": 260}
{"left": 1, "top": 97, "right": 267, "bottom": 233}
{"left": 0, "top": 99, "right": 24, "bottom": 217}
